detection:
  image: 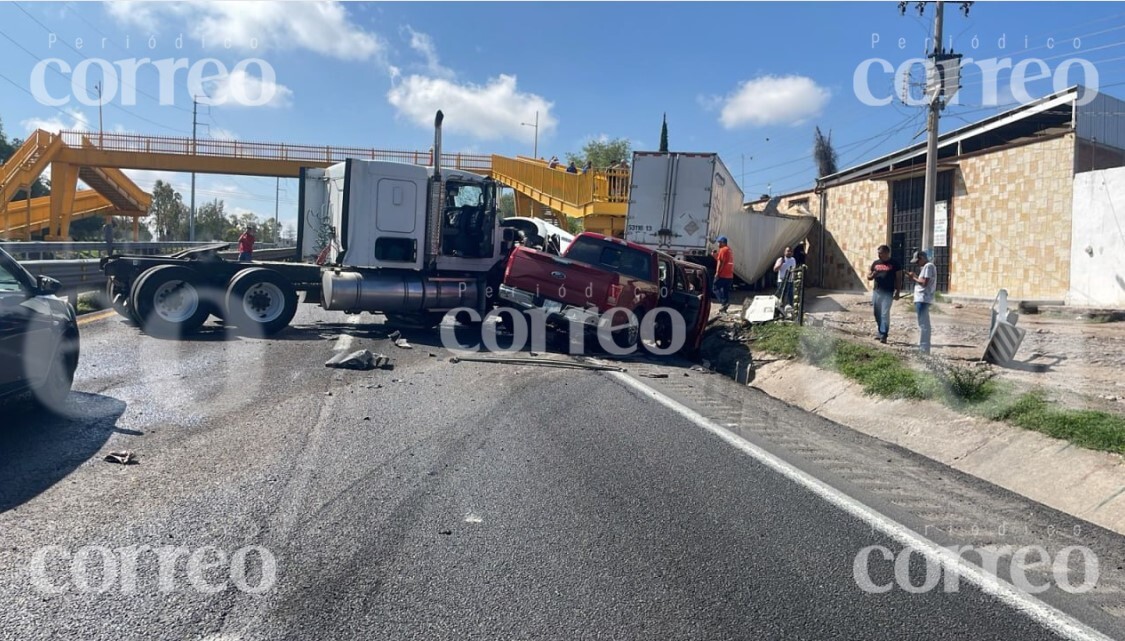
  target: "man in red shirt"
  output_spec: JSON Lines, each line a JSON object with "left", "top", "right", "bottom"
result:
{"left": 713, "top": 235, "right": 734, "bottom": 313}
{"left": 238, "top": 225, "right": 256, "bottom": 262}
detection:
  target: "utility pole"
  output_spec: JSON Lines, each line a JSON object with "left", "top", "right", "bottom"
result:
{"left": 521, "top": 110, "right": 539, "bottom": 158}
{"left": 903, "top": 1, "right": 970, "bottom": 256}
{"left": 190, "top": 96, "right": 198, "bottom": 241}
{"left": 920, "top": 1, "right": 944, "bottom": 256}
{"left": 95, "top": 82, "right": 103, "bottom": 147}
{"left": 275, "top": 177, "right": 280, "bottom": 228}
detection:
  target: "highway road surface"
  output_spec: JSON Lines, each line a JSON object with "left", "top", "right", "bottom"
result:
{"left": 1, "top": 306, "right": 1123, "bottom": 640}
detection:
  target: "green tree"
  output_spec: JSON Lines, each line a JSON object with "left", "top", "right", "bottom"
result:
{"left": 813, "top": 126, "right": 838, "bottom": 178}
{"left": 194, "top": 199, "right": 230, "bottom": 241}
{"left": 659, "top": 113, "right": 669, "bottom": 153}
{"left": 258, "top": 218, "right": 282, "bottom": 244}
{"left": 499, "top": 191, "right": 515, "bottom": 218}
{"left": 566, "top": 137, "right": 631, "bottom": 169}
{"left": 149, "top": 180, "right": 189, "bottom": 240}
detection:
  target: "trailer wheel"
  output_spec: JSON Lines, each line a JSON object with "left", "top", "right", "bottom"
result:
{"left": 106, "top": 277, "right": 140, "bottom": 322}
{"left": 225, "top": 268, "right": 298, "bottom": 336}
{"left": 129, "top": 265, "right": 213, "bottom": 338}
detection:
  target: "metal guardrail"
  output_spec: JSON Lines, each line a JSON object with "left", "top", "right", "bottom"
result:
{"left": 0, "top": 241, "right": 289, "bottom": 260}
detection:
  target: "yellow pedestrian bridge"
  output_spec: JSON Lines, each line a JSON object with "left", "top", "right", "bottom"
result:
{"left": 1, "top": 129, "right": 631, "bottom": 240}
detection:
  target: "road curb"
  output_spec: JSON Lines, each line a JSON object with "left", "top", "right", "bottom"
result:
{"left": 750, "top": 357, "right": 1125, "bottom": 537}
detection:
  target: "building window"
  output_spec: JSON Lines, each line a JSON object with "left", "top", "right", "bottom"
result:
{"left": 788, "top": 197, "right": 810, "bottom": 210}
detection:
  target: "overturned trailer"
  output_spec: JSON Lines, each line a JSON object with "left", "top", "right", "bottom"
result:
{"left": 710, "top": 209, "right": 815, "bottom": 284}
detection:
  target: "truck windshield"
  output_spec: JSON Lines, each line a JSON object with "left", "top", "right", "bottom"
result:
{"left": 566, "top": 238, "right": 651, "bottom": 282}
{"left": 447, "top": 182, "right": 484, "bottom": 207}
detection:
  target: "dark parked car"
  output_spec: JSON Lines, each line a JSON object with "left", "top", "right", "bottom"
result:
{"left": 0, "top": 247, "right": 80, "bottom": 410}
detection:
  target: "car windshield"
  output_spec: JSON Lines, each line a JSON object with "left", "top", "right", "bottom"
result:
{"left": 565, "top": 237, "right": 651, "bottom": 281}
{"left": 0, "top": 261, "right": 24, "bottom": 293}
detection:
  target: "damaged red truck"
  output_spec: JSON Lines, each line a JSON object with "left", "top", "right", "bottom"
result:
{"left": 499, "top": 232, "right": 711, "bottom": 355}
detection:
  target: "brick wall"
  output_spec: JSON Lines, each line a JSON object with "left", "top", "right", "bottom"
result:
{"left": 817, "top": 134, "right": 1076, "bottom": 299}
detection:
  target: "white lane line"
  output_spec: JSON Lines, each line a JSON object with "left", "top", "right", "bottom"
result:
{"left": 609, "top": 371, "right": 1115, "bottom": 641}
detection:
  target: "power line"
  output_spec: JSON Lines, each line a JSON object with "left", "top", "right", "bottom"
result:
{"left": 12, "top": 2, "right": 194, "bottom": 115}
{"left": 0, "top": 28, "right": 191, "bottom": 134}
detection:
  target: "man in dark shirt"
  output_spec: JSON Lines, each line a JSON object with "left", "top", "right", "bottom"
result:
{"left": 867, "top": 244, "right": 899, "bottom": 343}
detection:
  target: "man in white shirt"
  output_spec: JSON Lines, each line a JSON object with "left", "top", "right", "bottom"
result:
{"left": 905, "top": 250, "right": 937, "bottom": 353}
{"left": 773, "top": 246, "right": 796, "bottom": 307}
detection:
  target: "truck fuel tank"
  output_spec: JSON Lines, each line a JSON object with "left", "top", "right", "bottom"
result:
{"left": 321, "top": 270, "right": 478, "bottom": 313}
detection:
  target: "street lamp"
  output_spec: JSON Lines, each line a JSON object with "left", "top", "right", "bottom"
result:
{"left": 521, "top": 110, "right": 539, "bottom": 158}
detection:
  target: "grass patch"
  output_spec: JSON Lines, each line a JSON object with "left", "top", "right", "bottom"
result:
{"left": 75, "top": 292, "right": 104, "bottom": 314}
{"left": 981, "top": 390, "right": 1125, "bottom": 455}
{"left": 750, "top": 322, "right": 803, "bottom": 358}
{"left": 748, "top": 322, "right": 1124, "bottom": 454}
{"left": 831, "top": 340, "right": 928, "bottom": 399}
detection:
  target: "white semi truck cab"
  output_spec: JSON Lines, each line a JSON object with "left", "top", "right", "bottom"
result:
{"left": 300, "top": 111, "right": 515, "bottom": 324}
{"left": 102, "top": 111, "right": 519, "bottom": 338}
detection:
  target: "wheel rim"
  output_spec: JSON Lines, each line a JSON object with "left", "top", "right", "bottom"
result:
{"left": 152, "top": 280, "right": 200, "bottom": 323}
{"left": 241, "top": 282, "right": 285, "bottom": 322}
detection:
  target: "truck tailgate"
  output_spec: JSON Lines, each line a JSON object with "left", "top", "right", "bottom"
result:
{"left": 504, "top": 247, "right": 625, "bottom": 309}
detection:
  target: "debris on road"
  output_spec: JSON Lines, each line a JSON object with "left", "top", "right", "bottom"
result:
{"left": 104, "top": 451, "right": 137, "bottom": 465}
{"left": 640, "top": 373, "right": 669, "bottom": 379}
{"left": 387, "top": 330, "right": 401, "bottom": 341}
{"left": 325, "top": 349, "right": 395, "bottom": 370}
{"left": 394, "top": 338, "right": 413, "bottom": 349}
{"left": 326, "top": 349, "right": 376, "bottom": 370}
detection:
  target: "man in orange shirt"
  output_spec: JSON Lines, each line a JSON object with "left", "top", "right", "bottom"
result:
{"left": 713, "top": 236, "right": 734, "bottom": 313}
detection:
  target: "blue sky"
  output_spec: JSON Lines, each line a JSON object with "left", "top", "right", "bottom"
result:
{"left": 2, "top": 1, "right": 1124, "bottom": 235}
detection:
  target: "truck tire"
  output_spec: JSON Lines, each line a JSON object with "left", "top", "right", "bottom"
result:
{"left": 129, "top": 265, "right": 214, "bottom": 338}
{"left": 224, "top": 268, "right": 298, "bottom": 336}
{"left": 106, "top": 278, "right": 131, "bottom": 319}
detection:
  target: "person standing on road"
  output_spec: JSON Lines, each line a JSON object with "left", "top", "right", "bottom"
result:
{"left": 773, "top": 246, "right": 796, "bottom": 307}
{"left": 867, "top": 244, "right": 900, "bottom": 344}
{"left": 713, "top": 236, "right": 735, "bottom": 313}
{"left": 905, "top": 250, "right": 937, "bottom": 353}
{"left": 238, "top": 225, "right": 256, "bottom": 262}
{"left": 102, "top": 219, "right": 116, "bottom": 255}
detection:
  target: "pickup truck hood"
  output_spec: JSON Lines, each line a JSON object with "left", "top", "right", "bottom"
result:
{"left": 504, "top": 247, "right": 643, "bottom": 310}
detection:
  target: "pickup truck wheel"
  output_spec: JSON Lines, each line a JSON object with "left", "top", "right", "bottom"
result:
{"left": 611, "top": 322, "right": 640, "bottom": 351}
{"left": 225, "top": 268, "right": 298, "bottom": 336}
{"left": 129, "top": 265, "right": 212, "bottom": 338}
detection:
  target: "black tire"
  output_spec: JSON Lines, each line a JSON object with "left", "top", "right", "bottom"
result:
{"left": 106, "top": 278, "right": 130, "bottom": 319}
{"left": 129, "top": 265, "right": 212, "bottom": 338}
{"left": 224, "top": 268, "right": 298, "bottom": 336}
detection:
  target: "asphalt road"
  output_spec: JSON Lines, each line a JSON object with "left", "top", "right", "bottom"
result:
{"left": 0, "top": 305, "right": 1119, "bottom": 640}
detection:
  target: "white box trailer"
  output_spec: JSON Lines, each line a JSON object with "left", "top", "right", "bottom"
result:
{"left": 624, "top": 152, "right": 744, "bottom": 257}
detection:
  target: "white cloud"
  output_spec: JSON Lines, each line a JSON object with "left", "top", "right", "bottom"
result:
{"left": 387, "top": 74, "right": 556, "bottom": 143}
{"left": 403, "top": 26, "right": 453, "bottom": 79}
{"left": 105, "top": 1, "right": 383, "bottom": 61}
{"left": 208, "top": 127, "right": 238, "bottom": 141}
{"left": 718, "top": 75, "right": 831, "bottom": 128}
{"left": 205, "top": 68, "right": 293, "bottom": 108}
{"left": 21, "top": 109, "right": 90, "bottom": 134}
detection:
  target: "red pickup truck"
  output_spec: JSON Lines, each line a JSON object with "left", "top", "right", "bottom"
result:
{"left": 499, "top": 232, "right": 710, "bottom": 354}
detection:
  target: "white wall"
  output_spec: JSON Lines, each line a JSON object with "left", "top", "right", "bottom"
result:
{"left": 1069, "top": 166, "right": 1125, "bottom": 306}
